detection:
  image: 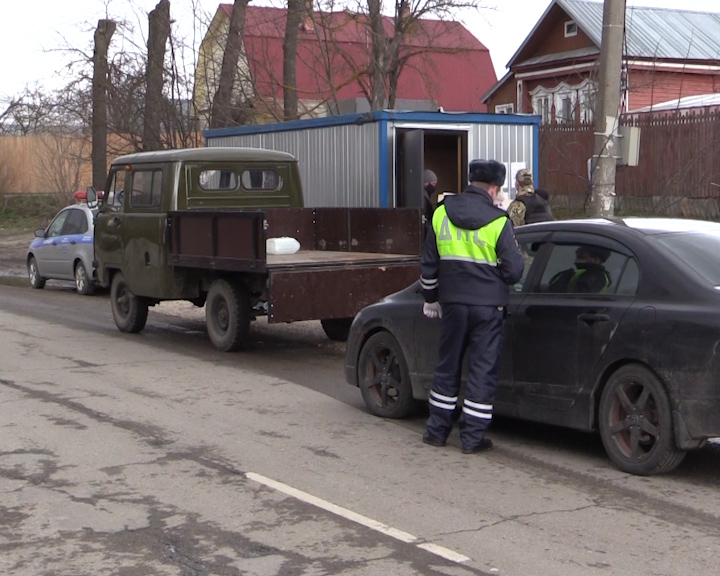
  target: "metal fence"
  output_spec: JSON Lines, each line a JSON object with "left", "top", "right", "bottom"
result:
{"left": 539, "top": 110, "right": 720, "bottom": 202}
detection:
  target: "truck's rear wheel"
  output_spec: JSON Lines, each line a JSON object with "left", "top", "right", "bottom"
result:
{"left": 206, "top": 279, "right": 251, "bottom": 351}
{"left": 321, "top": 318, "right": 353, "bottom": 342}
{"left": 111, "top": 272, "right": 148, "bottom": 333}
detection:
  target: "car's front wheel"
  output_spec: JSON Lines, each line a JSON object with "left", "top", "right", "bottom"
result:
{"left": 110, "top": 272, "right": 148, "bottom": 333}
{"left": 28, "top": 256, "right": 46, "bottom": 289}
{"left": 74, "top": 261, "right": 95, "bottom": 295}
{"left": 357, "top": 331, "right": 418, "bottom": 418}
{"left": 599, "top": 365, "right": 686, "bottom": 475}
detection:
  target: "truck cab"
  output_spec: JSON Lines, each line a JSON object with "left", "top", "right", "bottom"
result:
{"left": 94, "top": 147, "right": 302, "bottom": 300}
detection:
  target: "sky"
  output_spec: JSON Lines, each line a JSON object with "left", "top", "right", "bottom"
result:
{"left": 1, "top": 0, "right": 719, "bottom": 100}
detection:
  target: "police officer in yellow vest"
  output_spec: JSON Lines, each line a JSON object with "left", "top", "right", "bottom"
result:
{"left": 420, "top": 159, "right": 524, "bottom": 454}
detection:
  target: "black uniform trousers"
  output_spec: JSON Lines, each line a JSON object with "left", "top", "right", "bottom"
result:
{"left": 426, "top": 303, "right": 505, "bottom": 451}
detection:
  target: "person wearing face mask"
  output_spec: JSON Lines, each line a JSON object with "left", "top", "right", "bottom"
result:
{"left": 422, "top": 169, "right": 438, "bottom": 226}
{"left": 549, "top": 245, "right": 612, "bottom": 293}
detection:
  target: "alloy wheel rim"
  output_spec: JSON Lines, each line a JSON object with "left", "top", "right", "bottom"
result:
{"left": 608, "top": 380, "right": 660, "bottom": 463}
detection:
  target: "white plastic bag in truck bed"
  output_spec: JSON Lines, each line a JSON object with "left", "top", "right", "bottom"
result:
{"left": 266, "top": 237, "right": 300, "bottom": 255}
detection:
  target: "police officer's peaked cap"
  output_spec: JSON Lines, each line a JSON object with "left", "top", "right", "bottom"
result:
{"left": 469, "top": 159, "right": 506, "bottom": 187}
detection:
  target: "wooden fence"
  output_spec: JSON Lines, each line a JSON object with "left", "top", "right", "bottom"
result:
{"left": 0, "top": 133, "right": 204, "bottom": 195}
{"left": 539, "top": 110, "right": 720, "bottom": 215}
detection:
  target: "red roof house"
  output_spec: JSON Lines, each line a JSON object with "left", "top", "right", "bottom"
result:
{"left": 194, "top": 5, "right": 497, "bottom": 124}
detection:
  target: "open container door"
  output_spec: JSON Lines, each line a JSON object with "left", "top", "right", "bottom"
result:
{"left": 400, "top": 129, "right": 424, "bottom": 209}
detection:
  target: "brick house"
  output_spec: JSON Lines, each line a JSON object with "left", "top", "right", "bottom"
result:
{"left": 483, "top": 0, "right": 720, "bottom": 123}
{"left": 193, "top": 4, "right": 497, "bottom": 126}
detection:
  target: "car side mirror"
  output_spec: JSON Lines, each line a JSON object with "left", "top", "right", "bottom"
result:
{"left": 34, "top": 227, "right": 45, "bottom": 238}
{"left": 86, "top": 186, "right": 98, "bottom": 209}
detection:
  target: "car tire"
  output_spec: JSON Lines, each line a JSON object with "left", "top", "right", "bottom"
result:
{"left": 110, "top": 272, "right": 148, "bottom": 333}
{"left": 206, "top": 279, "right": 251, "bottom": 352}
{"left": 357, "top": 331, "right": 418, "bottom": 419}
{"left": 74, "top": 261, "right": 95, "bottom": 296}
{"left": 28, "top": 256, "right": 46, "bottom": 289}
{"left": 320, "top": 318, "right": 353, "bottom": 342}
{"left": 599, "top": 364, "right": 686, "bottom": 475}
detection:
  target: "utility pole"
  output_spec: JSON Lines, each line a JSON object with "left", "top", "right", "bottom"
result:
{"left": 590, "top": 0, "right": 626, "bottom": 217}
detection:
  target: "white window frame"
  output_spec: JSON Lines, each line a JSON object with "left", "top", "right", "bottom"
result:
{"left": 495, "top": 103, "right": 515, "bottom": 114}
{"left": 530, "top": 87, "right": 552, "bottom": 123}
{"left": 530, "top": 79, "right": 596, "bottom": 124}
{"left": 516, "top": 79, "right": 524, "bottom": 113}
{"left": 564, "top": 21, "right": 578, "bottom": 38}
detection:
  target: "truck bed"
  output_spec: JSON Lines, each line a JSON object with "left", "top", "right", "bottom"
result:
{"left": 167, "top": 207, "right": 423, "bottom": 323}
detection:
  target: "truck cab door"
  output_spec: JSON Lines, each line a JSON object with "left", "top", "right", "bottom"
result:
{"left": 120, "top": 167, "right": 167, "bottom": 297}
{"left": 94, "top": 168, "right": 127, "bottom": 285}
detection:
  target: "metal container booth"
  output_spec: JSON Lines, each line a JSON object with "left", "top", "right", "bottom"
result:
{"left": 204, "top": 110, "right": 541, "bottom": 209}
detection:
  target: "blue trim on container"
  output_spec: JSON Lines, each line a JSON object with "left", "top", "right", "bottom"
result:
{"left": 378, "top": 118, "right": 389, "bottom": 207}
{"left": 204, "top": 111, "right": 543, "bottom": 140}
{"left": 533, "top": 122, "right": 540, "bottom": 187}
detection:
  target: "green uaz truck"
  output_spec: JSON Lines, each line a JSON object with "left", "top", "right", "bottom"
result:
{"left": 90, "top": 147, "right": 421, "bottom": 351}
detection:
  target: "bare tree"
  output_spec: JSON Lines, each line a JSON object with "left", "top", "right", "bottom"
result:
{"left": 283, "top": 0, "right": 304, "bottom": 120}
{"left": 358, "top": 0, "right": 481, "bottom": 109}
{"left": 92, "top": 19, "right": 117, "bottom": 190}
{"left": 210, "top": 0, "right": 251, "bottom": 128}
{"left": 366, "top": 0, "right": 387, "bottom": 110}
{"left": 144, "top": 0, "right": 172, "bottom": 151}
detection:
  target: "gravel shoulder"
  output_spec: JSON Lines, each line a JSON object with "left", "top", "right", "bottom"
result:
{"left": 0, "top": 229, "right": 34, "bottom": 277}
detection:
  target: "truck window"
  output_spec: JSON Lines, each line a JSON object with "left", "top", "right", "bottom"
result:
{"left": 130, "top": 170, "right": 163, "bottom": 207}
{"left": 105, "top": 169, "right": 125, "bottom": 207}
{"left": 241, "top": 169, "right": 280, "bottom": 191}
{"left": 199, "top": 169, "right": 239, "bottom": 191}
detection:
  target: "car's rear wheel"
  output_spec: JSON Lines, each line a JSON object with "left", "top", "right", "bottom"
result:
{"left": 28, "top": 257, "right": 45, "bottom": 289}
{"left": 74, "top": 261, "right": 95, "bottom": 295}
{"left": 320, "top": 318, "right": 353, "bottom": 342}
{"left": 110, "top": 272, "right": 148, "bottom": 333}
{"left": 357, "top": 331, "right": 418, "bottom": 418}
{"left": 599, "top": 365, "right": 686, "bottom": 475}
{"left": 206, "top": 279, "right": 251, "bottom": 352}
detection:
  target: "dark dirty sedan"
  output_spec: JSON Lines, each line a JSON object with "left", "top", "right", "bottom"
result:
{"left": 345, "top": 217, "right": 720, "bottom": 476}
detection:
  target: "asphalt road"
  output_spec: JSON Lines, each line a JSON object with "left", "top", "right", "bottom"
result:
{"left": 2, "top": 283, "right": 720, "bottom": 576}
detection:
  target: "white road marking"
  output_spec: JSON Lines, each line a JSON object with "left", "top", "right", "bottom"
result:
{"left": 246, "top": 472, "right": 470, "bottom": 563}
{"left": 417, "top": 542, "right": 471, "bottom": 563}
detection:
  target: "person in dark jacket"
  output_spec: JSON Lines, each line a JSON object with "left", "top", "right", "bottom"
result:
{"left": 419, "top": 159, "right": 524, "bottom": 454}
{"left": 422, "top": 169, "right": 439, "bottom": 225}
{"left": 534, "top": 187, "right": 555, "bottom": 220}
{"left": 549, "top": 245, "right": 612, "bottom": 293}
{"left": 506, "top": 169, "right": 553, "bottom": 226}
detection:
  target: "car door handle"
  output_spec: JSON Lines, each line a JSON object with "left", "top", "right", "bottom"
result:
{"left": 577, "top": 313, "right": 610, "bottom": 324}
{"left": 110, "top": 217, "right": 122, "bottom": 227}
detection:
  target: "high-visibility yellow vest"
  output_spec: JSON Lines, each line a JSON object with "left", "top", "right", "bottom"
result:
{"left": 432, "top": 205, "right": 505, "bottom": 266}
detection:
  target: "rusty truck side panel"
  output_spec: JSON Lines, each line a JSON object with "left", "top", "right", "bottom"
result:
{"left": 167, "top": 207, "right": 422, "bottom": 322}
{"left": 267, "top": 264, "right": 420, "bottom": 322}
